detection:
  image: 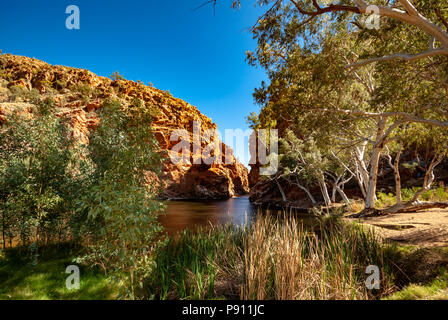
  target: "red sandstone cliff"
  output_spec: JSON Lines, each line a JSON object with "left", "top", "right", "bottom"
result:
{"left": 0, "top": 54, "right": 249, "bottom": 199}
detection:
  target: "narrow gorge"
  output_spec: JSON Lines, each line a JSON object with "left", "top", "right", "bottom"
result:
{"left": 0, "top": 54, "right": 249, "bottom": 200}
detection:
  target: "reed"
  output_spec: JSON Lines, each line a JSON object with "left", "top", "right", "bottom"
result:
{"left": 145, "top": 215, "right": 396, "bottom": 300}
{"left": 241, "top": 215, "right": 395, "bottom": 300}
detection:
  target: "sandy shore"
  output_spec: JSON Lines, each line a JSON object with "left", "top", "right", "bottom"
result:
{"left": 352, "top": 209, "right": 448, "bottom": 248}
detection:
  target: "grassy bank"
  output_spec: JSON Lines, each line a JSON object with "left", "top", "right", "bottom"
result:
{"left": 2, "top": 216, "right": 447, "bottom": 300}
{"left": 0, "top": 244, "right": 118, "bottom": 300}
{"left": 385, "top": 270, "right": 448, "bottom": 300}
{"left": 384, "top": 247, "right": 448, "bottom": 300}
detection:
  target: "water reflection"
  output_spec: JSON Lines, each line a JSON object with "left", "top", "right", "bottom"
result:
{"left": 159, "top": 196, "right": 257, "bottom": 235}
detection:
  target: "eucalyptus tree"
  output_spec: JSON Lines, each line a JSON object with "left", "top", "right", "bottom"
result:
{"left": 280, "top": 130, "right": 332, "bottom": 206}
{"left": 382, "top": 122, "right": 448, "bottom": 213}
{"left": 239, "top": 0, "right": 448, "bottom": 214}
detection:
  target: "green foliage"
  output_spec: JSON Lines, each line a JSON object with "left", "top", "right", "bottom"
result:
{"left": 384, "top": 246, "right": 448, "bottom": 300}
{"left": 110, "top": 71, "right": 125, "bottom": 81}
{"left": 71, "top": 83, "right": 94, "bottom": 103}
{"left": 0, "top": 94, "right": 165, "bottom": 299}
{"left": 0, "top": 98, "right": 85, "bottom": 250}
{"left": 246, "top": 111, "right": 260, "bottom": 129}
{"left": 8, "top": 86, "right": 40, "bottom": 103}
{"left": 280, "top": 130, "right": 328, "bottom": 185}
{"left": 385, "top": 270, "right": 448, "bottom": 300}
{"left": 376, "top": 192, "right": 397, "bottom": 209}
{"left": 74, "top": 100, "right": 165, "bottom": 298}
{"left": 146, "top": 225, "right": 244, "bottom": 300}
{"left": 376, "top": 187, "right": 448, "bottom": 208}
{"left": 246, "top": 0, "right": 448, "bottom": 211}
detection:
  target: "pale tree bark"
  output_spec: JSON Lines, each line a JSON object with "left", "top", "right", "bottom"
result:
{"left": 234, "top": 0, "right": 448, "bottom": 64}
{"left": 353, "top": 0, "right": 448, "bottom": 46}
{"left": 386, "top": 144, "right": 403, "bottom": 205}
{"left": 282, "top": 171, "right": 317, "bottom": 205}
{"left": 267, "top": 172, "right": 288, "bottom": 202}
{"left": 293, "top": 148, "right": 331, "bottom": 206}
{"left": 293, "top": 175, "right": 317, "bottom": 205}
{"left": 353, "top": 143, "right": 370, "bottom": 198}
{"left": 407, "top": 153, "right": 444, "bottom": 205}
{"left": 337, "top": 185, "right": 351, "bottom": 205}
{"left": 296, "top": 182, "right": 317, "bottom": 205}
{"left": 309, "top": 105, "right": 448, "bottom": 212}
{"left": 330, "top": 172, "right": 352, "bottom": 205}
{"left": 353, "top": 158, "right": 367, "bottom": 197}
{"left": 318, "top": 174, "right": 332, "bottom": 207}
{"left": 382, "top": 152, "right": 445, "bottom": 213}
{"left": 275, "top": 177, "right": 288, "bottom": 202}
{"left": 329, "top": 150, "right": 359, "bottom": 202}
{"left": 364, "top": 118, "right": 387, "bottom": 209}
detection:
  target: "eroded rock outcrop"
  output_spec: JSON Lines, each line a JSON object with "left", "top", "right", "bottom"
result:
{"left": 0, "top": 54, "right": 249, "bottom": 199}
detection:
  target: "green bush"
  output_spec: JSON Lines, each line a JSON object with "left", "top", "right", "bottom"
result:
{"left": 8, "top": 85, "right": 40, "bottom": 103}
{"left": 0, "top": 98, "right": 86, "bottom": 251}
{"left": 110, "top": 71, "right": 125, "bottom": 81}
{"left": 376, "top": 192, "right": 396, "bottom": 208}
{"left": 74, "top": 101, "right": 165, "bottom": 298}
{"left": 0, "top": 96, "right": 166, "bottom": 299}
{"left": 71, "top": 83, "right": 94, "bottom": 102}
{"left": 377, "top": 187, "right": 448, "bottom": 208}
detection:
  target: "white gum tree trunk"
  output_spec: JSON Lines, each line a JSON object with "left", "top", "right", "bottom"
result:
{"left": 364, "top": 118, "right": 387, "bottom": 209}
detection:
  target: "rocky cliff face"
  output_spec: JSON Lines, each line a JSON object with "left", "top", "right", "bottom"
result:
{"left": 0, "top": 54, "right": 249, "bottom": 199}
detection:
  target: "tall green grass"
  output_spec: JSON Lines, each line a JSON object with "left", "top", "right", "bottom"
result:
{"left": 145, "top": 215, "right": 398, "bottom": 300}
{"left": 144, "top": 225, "right": 245, "bottom": 299}
{"left": 241, "top": 216, "right": 396, "bottom": 300}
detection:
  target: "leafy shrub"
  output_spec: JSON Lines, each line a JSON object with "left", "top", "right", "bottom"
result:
{"left": 71, "top": 83, "right": 94, "bottom": 103}
{"left": 110, "top": 71, "right": 125, "bottom": 81}
{"left": 8, "top": 85, "right": 40, "bottom": 103}
{"left": 377, "top": 187, "right": 448, "bottom": 208}
{"left": 54, "top": 79, "right": 68, "bottom": 90}
{"left": 74, "top": 100, "right": 165, "bottom": 298}
{"left": 0, "top": 98, "right": 86, "bottom": 251}
{"left": 0, "top": 95, "right": 166, "bottom": 299}
{"left": 376, "top": 192, "right": 396, "bottom": 208}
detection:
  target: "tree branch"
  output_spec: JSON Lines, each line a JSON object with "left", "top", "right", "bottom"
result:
{"left": 285, "top": 1, "right": 448, "bottom": 68}
{"left": 435, "top": 9, "right": 448, "bottom": 31}
{"left": 354, "top": 0, "right": 448, "bottom": 46}
{"left": 289, "top": 0, "right": 360, "bottom": 16}
{"left": 309, "top": 107, "right": 448, "bottom": 128}
{"left": 397, "top": 0, "right": 419, "bottom": 16}
{"left": 347, "top": 47, "right": 448, "bottom": 69}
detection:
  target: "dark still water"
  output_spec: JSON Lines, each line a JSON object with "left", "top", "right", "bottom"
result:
{"left": 159, "top": 196, "right": 257, "bottom": 235}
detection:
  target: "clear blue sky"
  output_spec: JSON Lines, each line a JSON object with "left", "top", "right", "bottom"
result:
{"left": 0, "top": 0, "right": 267, "bottom": 165}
